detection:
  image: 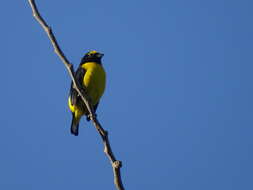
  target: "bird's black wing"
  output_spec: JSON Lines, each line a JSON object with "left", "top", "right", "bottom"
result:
{"left": 69, "top": 66, "right": 86, "bottom": 106}
{"left": 94, "top": 101, "right": 99, "bottom": 112}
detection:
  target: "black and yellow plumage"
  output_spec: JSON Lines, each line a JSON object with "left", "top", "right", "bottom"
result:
{"left": 68, "top": 50, "right": 106, "bottom": 136}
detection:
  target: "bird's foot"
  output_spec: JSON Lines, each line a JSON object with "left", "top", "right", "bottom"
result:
{"left": 86, "top": 113, "right": 97, "bottom": 121}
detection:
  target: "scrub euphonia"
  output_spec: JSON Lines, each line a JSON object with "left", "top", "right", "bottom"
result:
{"left": 68, "top": 50, "right": 106, "bottom": 136}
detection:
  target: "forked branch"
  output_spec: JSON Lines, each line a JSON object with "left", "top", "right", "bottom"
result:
{"left": 28, "top": 1, "right": 125, "bottom": 189}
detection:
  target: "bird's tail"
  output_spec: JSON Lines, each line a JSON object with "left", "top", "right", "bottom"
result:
{"left": 70, "top": 113, "right": 80, "bottom": 136}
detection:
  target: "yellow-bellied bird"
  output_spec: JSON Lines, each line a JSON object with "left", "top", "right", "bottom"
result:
{"left": 68, "top": 50, "right": 106, "bottom": 136}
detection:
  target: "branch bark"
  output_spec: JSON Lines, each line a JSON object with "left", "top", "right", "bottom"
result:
{"left": 28, "top": 1, "right": 125, "bottom": 190}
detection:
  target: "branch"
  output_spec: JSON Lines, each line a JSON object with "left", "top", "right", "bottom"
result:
{"left": 28, "top": 1, "right": 125, "bottom": 190}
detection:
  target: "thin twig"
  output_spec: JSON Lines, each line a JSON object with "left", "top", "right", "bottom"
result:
{"left": 28, "top": 1, "right": 125, "bottom": 189}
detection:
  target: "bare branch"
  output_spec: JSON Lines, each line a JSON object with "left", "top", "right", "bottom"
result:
{"left": 28, "top": 1, "right": 125, "bottom": 190}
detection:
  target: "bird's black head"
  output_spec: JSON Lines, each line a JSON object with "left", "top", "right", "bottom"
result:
{"left": 80, "top": 50, "right": 104, "bottom": 65}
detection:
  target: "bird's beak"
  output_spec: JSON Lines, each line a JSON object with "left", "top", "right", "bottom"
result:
{"left": 97, "top": 53, "right": 104, "bottom": 58}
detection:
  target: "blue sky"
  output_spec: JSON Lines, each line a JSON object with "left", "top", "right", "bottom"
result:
{"left": 1, "top": 0, "right": 253, "bottom": 189}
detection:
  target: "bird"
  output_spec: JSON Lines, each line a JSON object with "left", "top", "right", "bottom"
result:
{"left": 68, "top": 50, "right": 106, "bottom": 136}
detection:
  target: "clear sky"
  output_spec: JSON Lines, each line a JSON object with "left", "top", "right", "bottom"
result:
{"left": 1, "top": 0, "right": 253, "bottom": 189}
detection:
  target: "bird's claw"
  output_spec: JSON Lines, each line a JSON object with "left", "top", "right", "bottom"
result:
{"left": 86, "top": 113, "right": 97, "bottom": 121}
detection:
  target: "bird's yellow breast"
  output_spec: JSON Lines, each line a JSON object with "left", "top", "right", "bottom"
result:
{"left": 81, "top": 62, "right": 106, "bottom": 105}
